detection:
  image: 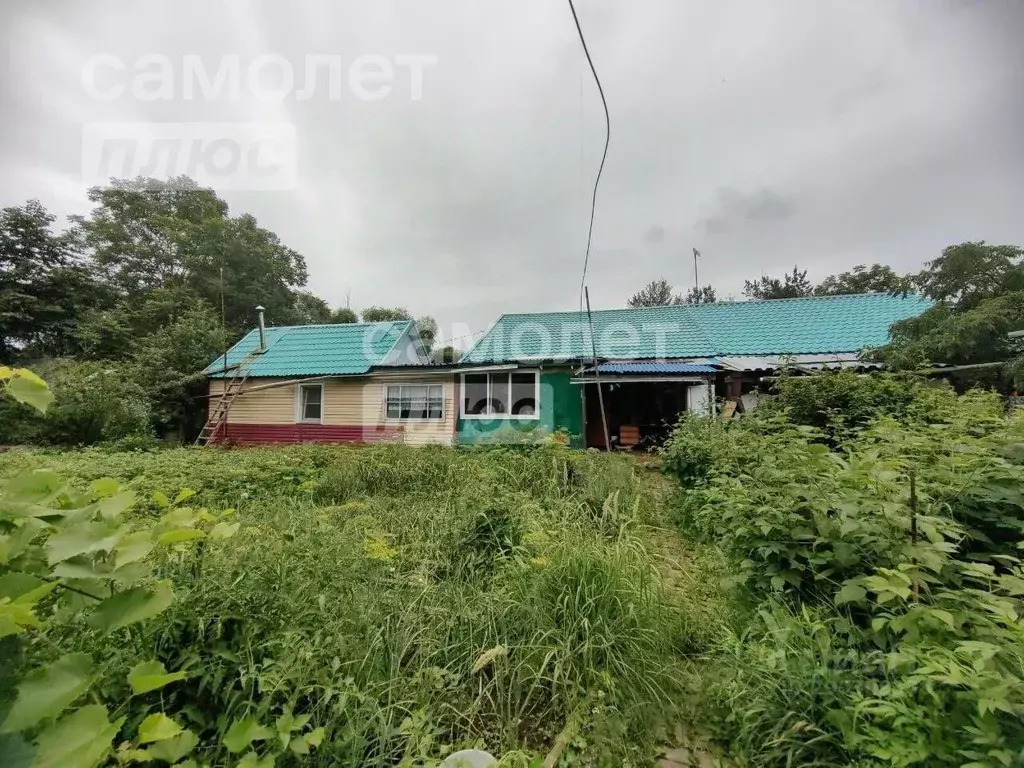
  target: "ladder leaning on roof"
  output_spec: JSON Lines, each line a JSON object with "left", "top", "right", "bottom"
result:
{"left": 194, "top": 349, "right": 261, "bottom": 447}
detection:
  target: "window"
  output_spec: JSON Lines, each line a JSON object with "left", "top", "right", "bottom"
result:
{"left": 297, "top": 383, "right": 323, "bottom": 423}
{"left": 461, "top": 371, "right": 538, "bottom": 419}
{"left": 509, "top": 372, "right": 537, "bottom": 416}
{"left": 463, "top": 374, "right": 492, "bottom": 416}
{"left": 386, "top": 384, "right": 444, "bottom": 419}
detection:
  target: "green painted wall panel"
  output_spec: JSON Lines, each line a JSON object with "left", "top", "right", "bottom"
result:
{"left": 456, "top": 369, "right": 583, "bottom": 447}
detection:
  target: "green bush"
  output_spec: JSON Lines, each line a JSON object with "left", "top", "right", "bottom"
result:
{"left": 666, "top": 379, "right": 1024, "bottom": 767}
{"left": 36, "top": 359, "right": 152, "bottom": 445}
{"left": 760, "top": 368, "right": 923, "bottom": 439}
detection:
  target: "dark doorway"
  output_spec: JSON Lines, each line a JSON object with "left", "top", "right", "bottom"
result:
{"left": 583, "top": 381, "right": 691, "bottom": 450}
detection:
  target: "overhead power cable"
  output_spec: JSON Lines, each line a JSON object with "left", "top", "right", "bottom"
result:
{"left": 567, "top": 0, "right": 611, "bottom": 312}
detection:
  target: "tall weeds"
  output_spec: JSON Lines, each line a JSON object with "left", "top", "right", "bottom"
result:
{"left": 10, "top": 443, "right": 701, "bottom": 765}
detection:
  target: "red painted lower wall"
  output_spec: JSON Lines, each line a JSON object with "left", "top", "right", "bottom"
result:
{"left": 212, "top": 423, "right": 402, "bottom": 445}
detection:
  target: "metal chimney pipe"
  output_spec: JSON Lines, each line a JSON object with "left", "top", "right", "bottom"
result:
{"left": 256, "top": 305, "right": 267, "bottom": 351}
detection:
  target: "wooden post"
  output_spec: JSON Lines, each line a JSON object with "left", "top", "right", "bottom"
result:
{"left": 585, "top": 287, "right": 611, "bottom": 451}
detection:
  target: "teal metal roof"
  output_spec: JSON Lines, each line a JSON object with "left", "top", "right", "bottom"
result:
{"left": 206, "top": 321, "right": 412, "bottom": 377}
{"left": 462, "top": 293, "right": 931, "bottom": 364}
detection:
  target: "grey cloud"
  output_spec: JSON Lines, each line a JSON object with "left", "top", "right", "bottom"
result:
{"left": 643, "top": 225, "right": 665, "bottom": 244}
{"left": 697, "top": 189, "right": 797, "bottom": 236}
{"left": 0, "top": 0, "right": 1022, "bottom": 339}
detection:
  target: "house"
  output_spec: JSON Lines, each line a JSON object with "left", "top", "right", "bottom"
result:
{"left": 454, "top": 292, "right": 931, "bottom": 448}
{"left": 202, "top": 293, "right": 930, "bottom": 448}
{"left": 202, "top": 317, "right": 459, "bottom": 445}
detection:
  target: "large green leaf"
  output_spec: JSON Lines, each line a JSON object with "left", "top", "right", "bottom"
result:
{"left": 5, "top": 372, "right": 54, "bottom": 414}
{"left": 157, "top": 529, "right": 205, "bottom": 546}
{"left": 45, "top": 522, "right": 124, "bottom": 565}
{"left": 97, "top": 491, "right": 135, "bottom": 520}
{"left": 30, "top": 705, "right": 123, "bottom": 768}
{"left": 0, "top": 573, "right": 45, "bottom": 600}
{"left": 0, "top": 581, "right": 61, "bottom": 638}
{"left": 1, "top": 654, "right": 93, "bottom": 733}
{"left": 3, "top": 470, "right": 65, "bottom": 505}
{"left": 90, "top": 581, "right": 174, "bottom": 634}
{"left": 88, "top": 478, "right": 120, "bottom": 498}
{"left": 173, "top": 488, "right": 197, "bottom": 505}
{"left": 223, "top": 717, "right": 274, "bottom": 754}
{"left": 288, "top": 727, "right": 325, "bottom": 756}
{"left": 138, "top": 730, "right": 197, "bottom": 763}
{"left": 113, "top": 532, "right": 154, "bottom": 570}
{"left": 209, "top": 522, "right": 241, "bottom": 541}
{"left": 835, "top": 582, "right": 867, "bottom": 605}
{"left": 127, "top": 660, "right": 188, "bottom": 695}
{"left": 137, "top": 713, "right": 182, "bottom": 744}
{"left": 51, "top": 558, "right": 115, "bottom": 581}
{"left": 5, "top": 519, "right": 47, "bottom": 560}
{"left": 235, "top": 752, "right": 276, "bottom": 768}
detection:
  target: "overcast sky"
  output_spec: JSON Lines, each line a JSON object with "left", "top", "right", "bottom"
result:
{"left": 1, "top": 0, "right": 1022, "bottom": 345}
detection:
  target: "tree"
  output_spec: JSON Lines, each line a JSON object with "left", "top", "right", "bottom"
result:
{"left": 432, "top": 345, "right": 462, "bottom": 364}
{"left": 31, "top": 359, "right": 152, "bottom": 445}
{"left": 128, "top": 302, "right": 229, "bottom": 438}
{"left": 911, "top": 242, "right": 1024, "bottom": 311}
{"left": 361, "top": 306, "right": 411, "bottom": 322}
{"left": 71, "top": 177, "right": 309, "bottom": 335}
{"left": 627, "top": 279, "right": 682, "bottom": 307}
{"left": 683, "top": 285, "right": 717, "bottom": 304}
{"left": 878, "top": 242, "right": 1024, "bottom": 387}
{"left": 743, "top": 267, "right": 814, "bottom": 300}
{"left": 416, "top": 316, "right": 439, "bottom": 352}
{"left": 815, "top": 264, "right": 906, "bottom": 296}
{"left": 75, "top": 286, "right": 197, "bottom": 360}
{"left": 330, "top": 307, "right": 358, "bottom": 324}
{"left": 0, "top": 200, "right": 102, "bottom": 362}
{"left": 291, "top": 291, "right": 333, "bottom": 324}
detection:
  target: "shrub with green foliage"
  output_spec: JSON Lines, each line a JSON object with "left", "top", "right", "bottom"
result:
{"left": 664, "top": 375, "right": 1024, "bottom": 767}
{"left": 758, "top": 368, "right": 923, "bottom": 438}
{"left": 6, "top": 360, "right": 152, "bottom": 446}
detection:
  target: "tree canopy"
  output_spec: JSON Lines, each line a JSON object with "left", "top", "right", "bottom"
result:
{"left": 879, "top": 242, "right": 1024, "bottom": 385}
{"left": 683, "top": 284, "right": 717, "bottom": 304}
{"left": 1, "top": 200, "right": 102, "bottom": 361}
{"left": 627, "top": 278, "right": 679, "bottom": 307}
{"left": 71, "top": 177, "right": 308, "bottom": 335}
{"left": 814, "top": 263, "right": 905, "bottom": 296}
{"left": 361, "top": 306, "right": 411, "bottom": 322}
{"left": 743, "top": 267, "right": 814, "bottom": 299}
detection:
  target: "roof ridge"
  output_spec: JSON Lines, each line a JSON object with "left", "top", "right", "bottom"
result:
{"left": 264, "top": 320, "right": 407, "bottom": 330}
{"left": 493, "top": 292, "right": 920, "bottom": 317}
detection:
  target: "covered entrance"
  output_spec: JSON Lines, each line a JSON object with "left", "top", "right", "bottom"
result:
{"left": 574, "top": 363, "right": 715, "bottom": 450}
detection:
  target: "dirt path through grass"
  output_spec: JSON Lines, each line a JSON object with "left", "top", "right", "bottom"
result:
{"left": 639, "top": 469, "right": 729, "bottom": 767}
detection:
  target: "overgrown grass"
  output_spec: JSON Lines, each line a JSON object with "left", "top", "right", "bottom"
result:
{"left": 3, "top": 444, "right": 728, "bottom": 766}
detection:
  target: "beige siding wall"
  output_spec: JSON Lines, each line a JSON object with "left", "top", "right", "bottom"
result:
{"left": 209, "top": 378, "right": 295, "bottom": 424}
{"left": 363, "top": 373, "right": 457, "bottom": 446}
{"left": 207, "top": 374, "right": 457, "bottom": 445}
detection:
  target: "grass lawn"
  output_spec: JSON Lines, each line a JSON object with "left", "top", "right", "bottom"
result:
{"left": 0, "top": 443, "right": 730, "bottom": 767}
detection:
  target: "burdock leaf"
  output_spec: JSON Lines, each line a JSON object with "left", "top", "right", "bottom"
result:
{"left": 90, "top": 581, "right": 174, "bottom": 634}
{"left": 128, "top": 660, "right": 188, "bottom": 695}
{"left": 0, "top": 654, "right": 93, "bottom": 733}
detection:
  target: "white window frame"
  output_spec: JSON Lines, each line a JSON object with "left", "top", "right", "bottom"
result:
{"left": 383, "top": 382, "right": 446, "bottom": 421}
{"left": 460, "top": 370, "right": 540, "bottom": 421}
{"left": 294, "top": 382, "right": 324, "bottom": 424}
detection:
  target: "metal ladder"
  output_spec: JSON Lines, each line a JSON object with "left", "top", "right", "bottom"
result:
{"left": 194, "top": 350, "right": 260, "bottom": 446}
